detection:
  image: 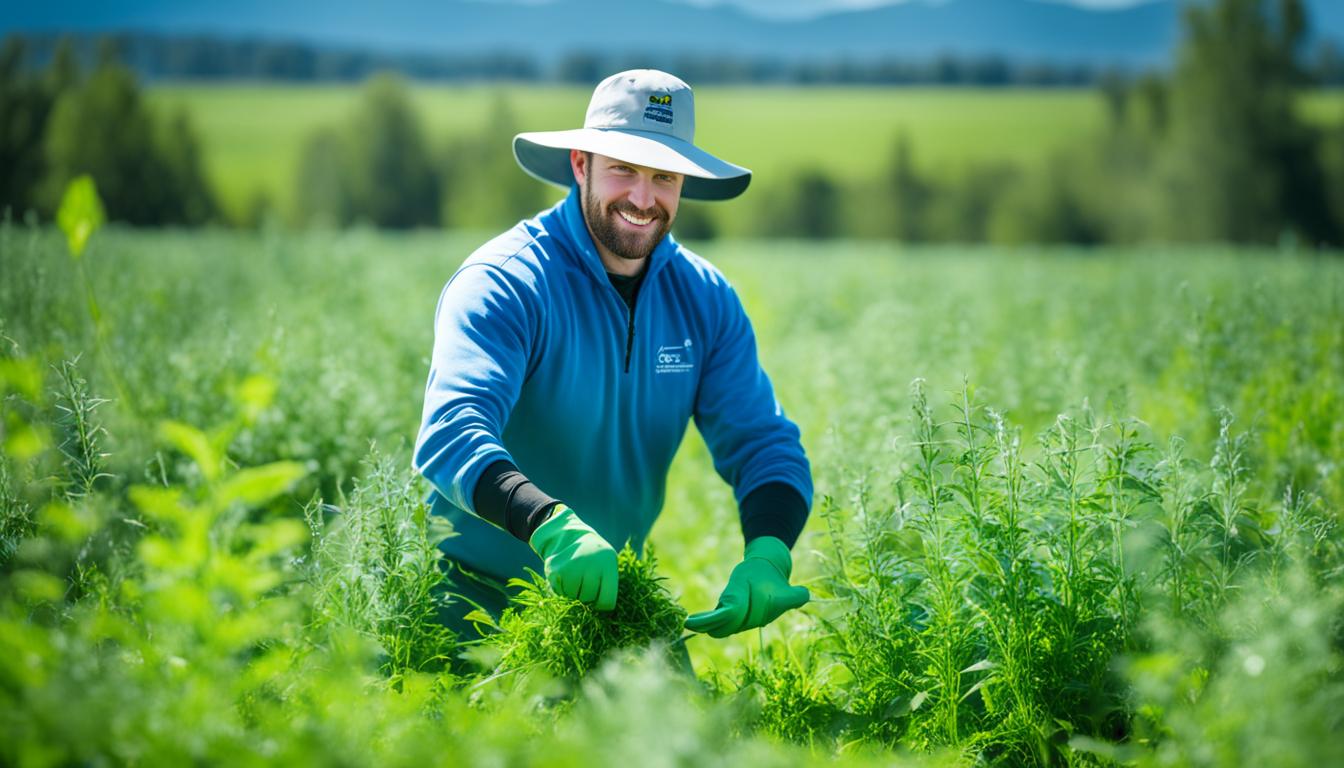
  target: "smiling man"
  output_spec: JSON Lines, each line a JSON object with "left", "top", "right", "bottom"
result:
{"left": 414, "top": 70, "right": 811, "bottom": 643}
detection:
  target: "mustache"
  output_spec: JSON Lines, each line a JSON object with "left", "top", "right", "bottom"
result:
{"left": 610, "top": 200, "right": 667, "bottom": 222}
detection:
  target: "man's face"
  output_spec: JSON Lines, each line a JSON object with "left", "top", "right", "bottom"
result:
{"left": 572, "top": 150, "right": 683, "bottom": 271}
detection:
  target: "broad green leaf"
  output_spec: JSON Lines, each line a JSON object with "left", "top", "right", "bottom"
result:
{"left": 213, "top": 461, "right": 307, "bottom": 508}
{"left": 0, "top": 357, "right": 44, "bottom": 400}
{"left": 241, "top": 518, "right": 310, "bottom": 559}
{"left": 3, "top": 419, "right": 48, "bottom": 461}
{"left": 960, "top": 675, "right": 996, "bottom": 703}
{"left": 235, "top": 374, "right": 276, "bottom": 425}
{"left": 239, "top": 647, "right": 294, "bottom": 691}
{"left": 143, "top": 582, "right": 211, "bottom": 625}
{"left": 41, "top": 501, "right": 95, "bottom": 543}
{"left": 138, "top": 534, "right": 199, "bottom": 572}
{"left": 908, "top": 690, "right": 928, "bottom": 711}
{"left": 212, "top": 600, "right": 297, "bottom": 652}
{"left": 0, "top": 618, "right": 54, "bottom": 689}
{"left": 463, "top": 608, "right": 500, "bottom": 632}
{"left": 11, "top": 570, "right": 66, "bottom": 604}
{"left": 159, "top": 420, "right": 221, "bottom": 482}
{"left": 128, "top": 485, "right": 190, "bottom": 526}
{"left": 56, "top": 175, "right": 105, "bottom": 259}
{"left": 210, "top": 554, "right": 282, "bottom": 601}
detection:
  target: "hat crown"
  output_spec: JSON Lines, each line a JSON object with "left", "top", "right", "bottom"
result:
{"left": 583, "top": 69, "right": 695, "bottom": 144}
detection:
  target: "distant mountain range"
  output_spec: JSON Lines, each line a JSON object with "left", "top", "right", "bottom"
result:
{"left": 3, "top": 0, "right": 1342, "bottom": 69}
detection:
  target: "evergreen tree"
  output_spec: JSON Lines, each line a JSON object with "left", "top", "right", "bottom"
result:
{"left": 1160, "top": 0, "right": 1337, "bottom": 244}
{"left": 886, "top": 133, "right": 931, "bottom": 242}
{"left": 0, "top": 37, "right": 58, "bottom": 217}
{"left": 294, "top": 127, "right": 353, "bottom": 227}
{"left": 343, "top": 73, "right": 439, "bottom": 228}
{"left": 41, "top": 48, "right": 216, "bottom": 225}
{"left": 440, "top": 96, "right": 546, "bottom": 230}
{"left": 156, "top": 108, "right": 218, "bottom": 225}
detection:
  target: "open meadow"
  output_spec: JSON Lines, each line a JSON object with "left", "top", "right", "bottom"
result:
{"left": 147, "top": 83, "right": 1344, "bottom": 225}
{"left": 2, "top": 218, "right": 1342, "bottom": 764}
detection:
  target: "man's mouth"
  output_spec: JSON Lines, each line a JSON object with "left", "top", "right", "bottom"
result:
{"left": 617, "top": 209, "right": 655, "bottom": 227}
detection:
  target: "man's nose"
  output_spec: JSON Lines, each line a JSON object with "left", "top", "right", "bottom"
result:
{"left": 627, "top": 176, "right": 656, "bottom": 211}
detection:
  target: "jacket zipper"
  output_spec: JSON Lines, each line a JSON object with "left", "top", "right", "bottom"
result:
{"left": 623, "top": 305, "right": 635, "bottom": 373}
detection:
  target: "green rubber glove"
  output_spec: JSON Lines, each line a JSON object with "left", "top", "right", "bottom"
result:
{"left": 685, "top": 536, "right": 809, "bottom": 638}
{"left": 528, "top": 504, "right": 619, "bottom": 611}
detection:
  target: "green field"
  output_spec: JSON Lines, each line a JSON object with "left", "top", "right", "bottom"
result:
{"left": 3, "top": 218, "right": 1342, "bottom": 764}
{"left": 150, "top": 84, "right": 1117, "bottom": 221}
{"left": 149, "top": 83, "right": 1344, "bottom": 226}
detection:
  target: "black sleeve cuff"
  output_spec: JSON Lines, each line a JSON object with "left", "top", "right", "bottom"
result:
{"left": 471, "top": 460, "right": 561, "bottom": 543}
{"left": 739, "top": 482, "right": 809, "bottom": 549}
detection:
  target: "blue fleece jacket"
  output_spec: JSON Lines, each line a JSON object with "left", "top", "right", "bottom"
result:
{"left": 414, "top": 186, "right": 812, "bottom": 583}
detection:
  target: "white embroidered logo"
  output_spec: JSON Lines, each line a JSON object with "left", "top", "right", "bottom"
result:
{"left": 655, "top": 338, "right": 694, "bottom": 374}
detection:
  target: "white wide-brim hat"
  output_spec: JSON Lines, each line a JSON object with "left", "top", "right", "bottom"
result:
{"left": 513, "top": 69, "right": 751, "bottom": 201}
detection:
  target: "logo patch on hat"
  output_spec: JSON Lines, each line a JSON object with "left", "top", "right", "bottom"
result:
{"left": 643, "top": 93, "right": 674, "bottom": 127}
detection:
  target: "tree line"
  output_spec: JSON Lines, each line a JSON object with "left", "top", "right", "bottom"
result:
{"left": 4, "top": 0, "right": 1344, "bottom": 246}
{"left": 253, "top": 0, "right": 1344, "bottom": 249}
{"left": 736, "top": 0, "right": 1344, "bottom": 247}
{"left": 1, "top": 38, "right": 215, "bottom": 226}
{"left": 3, "top": 32, "right": 1166, "bottom": 88}
{"left": 10, "top": 30, "right": 1344, "bottom": 87}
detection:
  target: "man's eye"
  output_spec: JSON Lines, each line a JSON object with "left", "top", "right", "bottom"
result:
{"left": 655, "top": 174, "right": 675, "bottom": 183}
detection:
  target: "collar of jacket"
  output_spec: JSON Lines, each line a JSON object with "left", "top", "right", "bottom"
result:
{"left": 542, "top": 184, "right": 677, "bottom": 289}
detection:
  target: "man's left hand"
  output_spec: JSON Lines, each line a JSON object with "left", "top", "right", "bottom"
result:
{"left": 685, "top": 536, "right": 809, "bottom": 638}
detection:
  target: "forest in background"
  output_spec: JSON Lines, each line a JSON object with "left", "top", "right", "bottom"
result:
{"left": 2, "top": 0, "right": 1344, "bottom": 246}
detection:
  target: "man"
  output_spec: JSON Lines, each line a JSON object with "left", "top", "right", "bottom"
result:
{"left": 414, "top": 70, "right": 810, "bottom": 642}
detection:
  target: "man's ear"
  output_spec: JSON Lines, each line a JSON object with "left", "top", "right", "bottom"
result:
{"left": 570, "top": 149, "right": 587, "bottom": 186}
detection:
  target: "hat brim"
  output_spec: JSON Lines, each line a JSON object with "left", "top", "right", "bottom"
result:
{"left": 513, "top": 128, "right": 751, "bottom": 201}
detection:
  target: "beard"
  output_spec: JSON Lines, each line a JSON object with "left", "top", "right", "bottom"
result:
{"left": 582, "top": 180, "right": 673, "bottom": 264}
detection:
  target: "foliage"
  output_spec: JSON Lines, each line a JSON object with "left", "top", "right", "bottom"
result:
{"left": 2, "top": 220, "right": 1343, "bottom": 764}
{"left": 1155, "top": 0, "right": 1337, "bottom": 244}
{"left": 149, "top": 75, "right": 1344, "bottom": 244}
{"left": 305, "top": 448, "right": 458, "bottom": 683}
{"left": 0, "top": 37, "right": 59, "bottom": 217}
{"left": 487, "top": 546, "right": 688, "bottom": 682}
{"left": 41, "top": 51, "right": 217, "bottom": 226}
{"left": 294, "top": 73, "right": 440, "bottom": 229}
{"left": 55, "top": 174, "right": 104, "bottom": 258}
{"left": 439, "top": 96, "right": 548, "bottom": 231}
{"left": 148, "top": 82, "right": 1120, "bottom": 229}
{"left": 764, "top": 168, "right": 842, "bottom": 240}
{"left": 728, "top": 645, "right": 846, "bottom": 747}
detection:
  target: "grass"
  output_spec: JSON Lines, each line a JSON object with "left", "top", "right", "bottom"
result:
{"left": 2, "top": 220, "right": 1343, "bottom": 764}
{"left": 149, "top": 84, "right": 1111, "bottom": 221}
{"left": 147, "top": 83, "right": 1344, "bottom": 224}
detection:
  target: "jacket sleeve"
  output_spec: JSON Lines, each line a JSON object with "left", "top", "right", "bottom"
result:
{"left": 692, "top": 283, "right": 813, "bottom": 511}
{"left": 414, "top": 262, "right": 537, "bottom": 515}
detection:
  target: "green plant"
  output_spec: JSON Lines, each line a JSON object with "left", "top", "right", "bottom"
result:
{"left": 52, "top": 356, "right": 110, "bottom": 501}
{"left": 305, "top": 448, "right": 458, "bottom": 684}
{"left": 732, "top": 645, "right": 845, "bottom": 747}
{"left": 486, "top": 546, "right": 687, "bottom": 682}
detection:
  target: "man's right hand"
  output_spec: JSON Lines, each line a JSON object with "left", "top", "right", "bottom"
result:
{"left": 527, "top": 504, "right": 619, "bottom": 611}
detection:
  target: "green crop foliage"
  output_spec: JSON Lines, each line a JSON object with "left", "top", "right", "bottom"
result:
{"left": 486, "top": 547, "right": 688, "bottom": 683}
{"left": 2, "top": 220, "right": 1343, "bottom": 765}
{"left": 304, "top": 449, "right": 459, "bottom": 685}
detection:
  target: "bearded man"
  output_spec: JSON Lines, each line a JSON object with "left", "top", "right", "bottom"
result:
{"left": 415, "top": 70, "right": 811, "bottom": 644}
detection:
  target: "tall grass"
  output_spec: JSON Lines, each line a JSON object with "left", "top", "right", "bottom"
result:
{"left": 305, "top": 449, "right": 458, "bottom": 684}
{"left": 1, "top": 221, "right": 1342, "bottom": 765}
